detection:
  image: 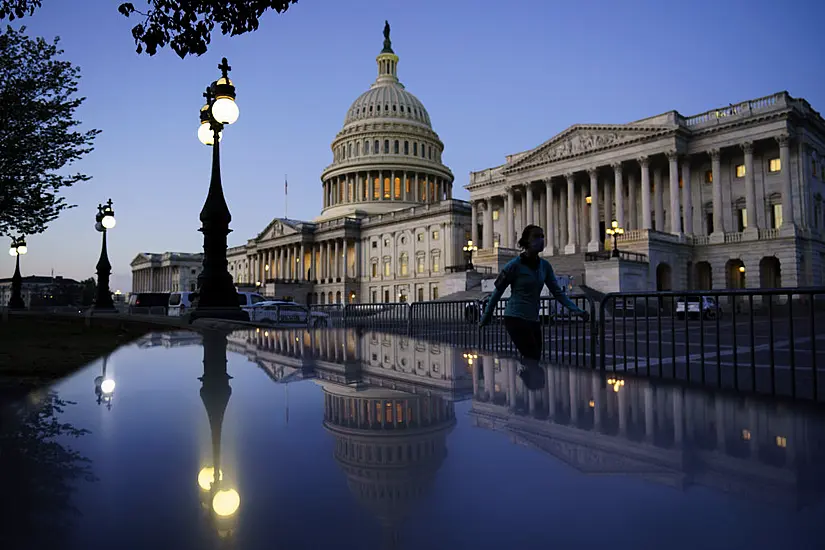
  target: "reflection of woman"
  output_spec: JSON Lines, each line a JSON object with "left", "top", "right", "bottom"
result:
{"left": 479, "top": 225, "right": 589, "bottom": 366}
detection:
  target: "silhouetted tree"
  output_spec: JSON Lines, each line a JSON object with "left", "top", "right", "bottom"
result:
{"left": 0, "top": 392, "right": 96, "bottom": 546}
{"left": 80, "top": 277, "right": 97, "bottom": 306}
{"left": 0, "top": 1, "right": 299, "bottom": 59}
{"left": 0, "top": 26, "right": 100, "bottom": 238}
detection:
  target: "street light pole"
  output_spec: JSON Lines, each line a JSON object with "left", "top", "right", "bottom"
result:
{"left": 8, "top": 236, "right": 27, "bottom": 309}
{"left": 94, "top": 199, "right": 116, "bottom": 311}
{"left": 605, "top": 220, "right": 624, "bottom": 258}
{"left": 462, "top": 240, "right": 478, "bottom": 270}
{"left": 192, "top": 58, "right": 248, "bottom": 322}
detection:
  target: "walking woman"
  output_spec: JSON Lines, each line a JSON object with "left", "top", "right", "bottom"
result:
{"left": 479, "top": 225, "right": 589, "bottom": 385}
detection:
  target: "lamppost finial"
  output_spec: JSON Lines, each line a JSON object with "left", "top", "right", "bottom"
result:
{"left": 218, "top": 57, "right": 231, "bottom": 79}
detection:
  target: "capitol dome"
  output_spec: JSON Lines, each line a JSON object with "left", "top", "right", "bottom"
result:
{"left": 318, "top": 22, "right": 454, "bottom": 221}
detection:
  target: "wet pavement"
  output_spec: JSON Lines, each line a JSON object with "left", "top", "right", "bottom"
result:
{"left": 2, "top": 327, "right": 824, "bottom": 549}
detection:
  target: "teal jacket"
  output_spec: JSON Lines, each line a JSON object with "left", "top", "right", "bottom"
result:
{"left": 480, "top": 256, "right": 584, "bottom": 324}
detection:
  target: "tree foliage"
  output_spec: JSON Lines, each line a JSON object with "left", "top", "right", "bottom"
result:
{"left": 0, "top": 25, "right": 99, "bottom": 237}
{"left": 0, "top": 1, "right": 299, "bottom": 59}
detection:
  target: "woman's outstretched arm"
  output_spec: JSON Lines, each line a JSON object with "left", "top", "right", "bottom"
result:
{"left": 544, "top": 262, "right": 587, "bottom": 317}
{"left": 479, "top": 263, "right": 516, "bottom": 326}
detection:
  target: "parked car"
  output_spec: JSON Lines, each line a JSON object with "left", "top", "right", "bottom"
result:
{"left": 676, "top": 296, "right": 722, "bottom": 320}
{"left": 168, "top": 291, "right": 197, "bottom": 317}
{"left": 128, "top": 292, "right": 171, "bottom": 314}
{"left": 238, "top": 292, "right": 267, "bottom": 308}
{"left": 247, "top": 301, "right": 331, "bottom": 327}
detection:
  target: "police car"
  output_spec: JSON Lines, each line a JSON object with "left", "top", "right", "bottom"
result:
{"left": 246, "top": 301, "right": 331, "bottom": 327}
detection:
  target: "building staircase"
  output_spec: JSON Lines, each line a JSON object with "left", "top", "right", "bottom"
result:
{"left": 545, "top": 252, "right": 587, "bottom": 286}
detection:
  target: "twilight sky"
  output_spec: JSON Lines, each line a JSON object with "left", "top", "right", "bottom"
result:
{"left": 5, "top": 0, "right": 824, "bottom": 292}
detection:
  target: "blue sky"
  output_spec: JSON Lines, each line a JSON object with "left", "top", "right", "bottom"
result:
{"left": 5, "top": 0, "right": 824, "bottom": 291}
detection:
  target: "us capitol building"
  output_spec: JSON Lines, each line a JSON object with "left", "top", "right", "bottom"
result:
{"left": 132, "top": 23, "right": 825, "bottom": 300}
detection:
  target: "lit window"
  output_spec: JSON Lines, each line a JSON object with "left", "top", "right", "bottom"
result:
{"left": 384, "top": 261, "right": 391, "bottom": 276}
{"left": 705, "top": 170, "right": 713, "bottom": 184}
{"left": 769, "top": 158, "right": 781, "bottom": 172}
{"left": 394, "top": 177, "right": 401, "bottom": 198}
{"left": 741, "top": 429, "right": 751, "bottom": 441}
{"left": 432, "top": 230, "right": 440, "bottom": 240}
{"left": 772, "top": 204, "right": 783, "bottom": 229}
{"left": 776, "top": 436, "right": 787, "bottom": 448}
{"left": 417, "top": 256, "right": 425, "bottom": 273}
{"left": 736, "top": 164, "right": 746, "bottom": 178}
{"left": 399, "top": 253, "right": 408, "bottom": 276}
{"left": 383, "top": 238, "right": 390, "bottom": 247}
{"left": 384, "top": 178, "right": 390, "bottom": 199}
{"left": 432, "top": 286, "right": 439, "bottom": 299}
{"left": 432, "top": 254, "right": 440, "bottom": 272}
{"left": 737, "top": 208, "right": 748, "bottom": 231}
{"left": 492, "top": 209, "right": 500, "bottom": 221}
{"left": 417, "top": 233, "right": 424, "bottom": 242}
{"left": 371, "top": 263, "right": 377, "bottom": 277}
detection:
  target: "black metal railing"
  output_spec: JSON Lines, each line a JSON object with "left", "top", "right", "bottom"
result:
{"left": 599, "top": 288, "right": 825, "bottom": 401}
{"left": 445, "top": 264, "right": 494, "bottom": 274}
{"left": 585, "top": 250, "right": 648, "bottom": 263}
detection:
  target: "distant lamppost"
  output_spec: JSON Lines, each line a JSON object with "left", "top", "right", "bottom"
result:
{"left": 192, "top": 58, "right": 248, "bottom": 322}
{"left": 94, "top": 199, "right": 117, "bottom": 311}
{"left": 7, "top": 236, "right": 28, "bottom": 309}
{"left": 462, "top": 240, "right": 478, "bottom": 270}
{"left": 605, "top": 220, "right": 624, "bottom": 258}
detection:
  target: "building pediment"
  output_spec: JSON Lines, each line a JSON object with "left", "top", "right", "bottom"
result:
{"left": 257, "top": 218, "right": 300, "bottom": 241}
{"left": 130, "top": 253, "right": 154, "bottom": 267}
{"left": 504, "top": 124, "right": 674, "bottom": 173}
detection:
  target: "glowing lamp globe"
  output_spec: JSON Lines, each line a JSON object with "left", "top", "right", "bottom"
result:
{"left": 101, "top": 214, "right": 116, "bottom": 230}
{"left": 212, "top": 97, "right": 239, "bottom": 125}
{"left": 197, "top": 122, "right": 223, "bottom": 146}
{"left": 100, "top": 378, "right": 116, "bottom": 394}
{"left": 17, "top": 245, "right": 27, "bottom": 255}
{"left": 8, "top": 247, "right": 16, "bottom": 256}
{"left": 198, "top": 467, "right": 223, "bottom": 491}
{"left": 212, "top": 488, "right": 240, "bottom": 517}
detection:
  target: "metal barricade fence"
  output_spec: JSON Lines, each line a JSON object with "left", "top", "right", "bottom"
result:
{"left": 599, "top": 288, "right": 825, "bottom": 401}
{"left": 343, "top": 303, "right": 410, "bottom": 329}
{"left": 309, "top": 304, "right": 345, "bottom": 327}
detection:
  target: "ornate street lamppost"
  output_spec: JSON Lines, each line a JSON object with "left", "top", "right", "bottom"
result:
{"left": 192, "top": 58, "right": 248, "bottom": 322}
{"left": 8, "top": 236, "right": 28, "bottom": 309}
{"left": 94, "top": 199, "right": 117, "bottom": 311}
{"left": 605, "top": 220, "right": 624, "bottom": 258}
{"left": 462, "top": 240, "right": 478, "bottom": 270}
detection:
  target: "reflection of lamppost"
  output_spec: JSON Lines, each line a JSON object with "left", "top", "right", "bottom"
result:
{"left": 7, "top": 236, "right": 27, "bottom": 309}
{"left": 93, "top": 355, "right": 116, "bottom": 409}
{"left": 197, "top": 329, "right": 240, "bottom": 537}
{"left": 606, "top": 377, "right": 625, "bottom": 393}
{"left": 605, "top": 220, "right": 624, "bottom": 258}
{"left": 192, "top": 58, "right": 248, "bottom": 322}
{"left": 94, "top": 199, "right": 117, "bottom": 311}
{"left": 462, "top": 240, "right": 478, "bottom": 270}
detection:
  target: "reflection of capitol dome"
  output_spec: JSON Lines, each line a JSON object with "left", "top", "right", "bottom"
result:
{"left": 319, "top": 23, "right": 454, "bottom": 221}
{"left": 321, "top": 383, "right": 455, "bottom": 544}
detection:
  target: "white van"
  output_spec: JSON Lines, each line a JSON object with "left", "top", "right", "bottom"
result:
{"left": 238, "top": 292, "right": 267, "bottom": 309}
{"left": 167, "top": 291, "right": 198, "bottom": 316}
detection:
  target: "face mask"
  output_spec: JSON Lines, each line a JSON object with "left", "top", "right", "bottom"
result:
{"left": 530, "top": 237, "right": 545, "bottom": 252}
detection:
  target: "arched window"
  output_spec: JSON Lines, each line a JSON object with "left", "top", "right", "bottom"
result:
{"left": 374, "top": 140, "right": 379, "bottom": 153}
{"left": 347, "top": 143, "right": 352, "bottom": 158}
{"left": 394, "top": 140, "right": 399, "bottom": 154}
{"left": 413, "top": 142, "right": 418, "bottom": 156}
{"left": 384, "top": 140, "right": 390, "bottom": 154}
{"left": 399, "top": 253, "right": 409, "bottom": 276}
{"left": 364, "top": 140, "right": 370, "bottom": 154}
{"left": 404, "top": 141, "right": 409, "bottom": 155}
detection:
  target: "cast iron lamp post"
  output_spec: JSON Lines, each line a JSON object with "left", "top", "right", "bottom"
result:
{"left": 8, "top": 236, "right": 27, "bottom": 309}
{"left": 605, "top": 220, "right": 625, "bottom": 258}
{"left": 94, "top": 199, "right": 116, "bottom": 311}
{"left": 462, "top": 240, "right": 478, "bottom": 270}
{"left": 192, "top": 57, "right": 248, "bottom": 322}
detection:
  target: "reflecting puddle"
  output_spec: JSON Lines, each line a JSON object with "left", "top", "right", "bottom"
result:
{"left": 2, "top": 328, "right": 824, "bottom": 549}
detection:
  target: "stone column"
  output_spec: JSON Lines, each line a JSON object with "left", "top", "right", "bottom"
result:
{"left": 354, "top": 239, "right": 361, "bottom": 279}
{"left": 654, "top": 166, "right": 665, "bottom": 232}
{"left": 483, "top": 199, "right": 494, "bottom": 249}
{"left": 545, "top": 179, "right": 555, "bottom": 254}
{"left": 333, "top": 239, "right": 340, "bottom": 279}
{"left": 741, "top": 141, "right": 758, "bottom": 232}
{"left": 565, "top": 173, "right": 577, "bottom": 254}
{"left": 526, "top": 184, "right": 534, "bottom": 226}
{"left": 343, "top": 239, "right": 348, "bottom": 279}
{"left": 613, "top": 163, "right": 625, "bottom": 229}
{"left": 628, "top": 173, "right": 638, "bottom": 230}
{"left": 559, "top": 185, "right": 568, "bottom": 250}
{"left": 777, "top": 134, "right": 794, "bottom": 227}
{"left": 539, "top": 186, "right": 548, "bottom": 229}
{"left": 603, "top": 176, "right": 613, "bottom": 227}
{"left": 506, "top": 187, "right": 515, "bottom": 248}
{"left": 681, "top": 159, "right": 693, "bottom": 235}
{"left": 668, "top": 150, "right": 682, "bottom": 235}
{"left": 710, "top": 149, "right": 723, "bottom": 235}
{"left": 588, "top": 168, "right": 601, "bottom": 252}
{"left": 471, "top": 201, "right": 479, "bottom": 246}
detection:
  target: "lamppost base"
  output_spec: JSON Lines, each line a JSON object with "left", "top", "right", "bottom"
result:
{"left": 7, "top": 297, "right": 25, "bottom": 310}
{"left": 189, "top": 307, "right": 250, "bottom": 323}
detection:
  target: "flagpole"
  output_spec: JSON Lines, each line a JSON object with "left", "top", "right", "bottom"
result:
{"left": 284, "top": 174, "right": 288, "bottom": 219}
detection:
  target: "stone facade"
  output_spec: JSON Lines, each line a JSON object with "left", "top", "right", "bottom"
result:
{"left": 225, "top": 27, "right": 472, "bottom": 304}
{"left": 130, "top": 252, "right": 203, "bottom": 293}
{"left": 468, "top": 92, "right": 825, "bottom": 292}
